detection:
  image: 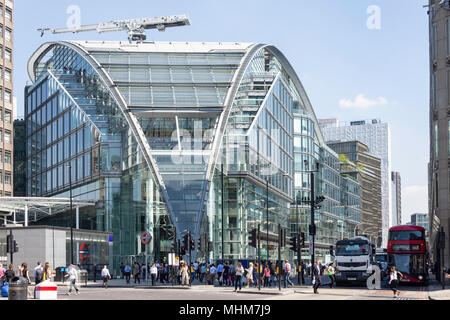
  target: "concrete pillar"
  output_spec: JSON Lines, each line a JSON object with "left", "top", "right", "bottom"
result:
{"left": 24, "top": 205, "right": 28, "bottom": 227}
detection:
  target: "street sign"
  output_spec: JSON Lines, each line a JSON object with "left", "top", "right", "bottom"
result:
{"left": 174, "top": 257, "right": 180, "bottom": 267}
{"left": 141, "top": 232, "right": 152, "bottom": 245}
{"left": 79, "top": 243, "right": 89, "bottom": 261}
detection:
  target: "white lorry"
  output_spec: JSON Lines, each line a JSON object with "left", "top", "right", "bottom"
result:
{"left": 333, "top": 236, "right": 376, "bottom": 285}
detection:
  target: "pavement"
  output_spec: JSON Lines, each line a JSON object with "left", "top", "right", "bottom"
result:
{"left": 1, "top": 275, "right": 450, "bottom": 300}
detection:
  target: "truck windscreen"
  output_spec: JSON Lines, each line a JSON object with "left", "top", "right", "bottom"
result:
{"left": 336, "top": 241, "right": 370, "bottom": 256}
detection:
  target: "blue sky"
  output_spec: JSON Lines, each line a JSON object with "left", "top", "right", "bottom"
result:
{"left": 13, "top": 0, "right": 429, "bottom": 223}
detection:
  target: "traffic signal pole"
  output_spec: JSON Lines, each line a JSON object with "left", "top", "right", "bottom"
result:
{"left": 278, "top": 224, "right": 281, "bottom": 291}
{"left": 297, "top": 233, "right": 302, "bottom": 286}
{"left": 258, "top": 224, "right": 261, "bottom": 291}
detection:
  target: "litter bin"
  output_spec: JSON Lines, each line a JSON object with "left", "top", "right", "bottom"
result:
{"left": 54, "top": 267, "right": 67, "bottom": 282}
{"left": 8, "top": 277, "right": 28, "bottom": 300}
{"left": 79, "top": 270, "right": 88, "bottom": 287}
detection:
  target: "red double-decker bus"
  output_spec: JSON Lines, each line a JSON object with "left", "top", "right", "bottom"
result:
{"left": 387, "top": 225, "right": 428, "bottom": 284}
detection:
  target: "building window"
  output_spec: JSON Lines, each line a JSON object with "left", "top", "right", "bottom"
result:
{"left": 4, "top": 151, "right": 10, "bottom": 164}
{"left": 4, "top": 172, "right": 10, "bottom": 185}
{"left": 4, "top": 130, "right": 10, "bottom": 144}
{"left": 4, "top": 90, "right": 10, "bottom": 103}
{"left": 5, "top": 49, "right": 11, "bottom": 62}
{"left": 5, "top": 69, "right": 10, "bottom": 82}
{"left": 4, "top": 111, "right": 9, "bottom": 124}
{"left": 4, "top": 28, "right": 10, "bottom": 42}
{"left": 4, "top": 192, "right": 11, "bottom": 197}
{"left": 5, "top": 8, "right": 11, "bottom": 21}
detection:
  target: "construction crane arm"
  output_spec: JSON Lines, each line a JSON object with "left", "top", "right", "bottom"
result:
{"left": 38, "top": 14, "right": 190, "bottom": 42}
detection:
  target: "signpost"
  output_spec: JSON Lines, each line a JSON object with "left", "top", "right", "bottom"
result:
{"left": 79, "top": 243, "right": 89, "bottom": 262}
{"left": 141, "top": 231, "right": 152, "bottom": 282}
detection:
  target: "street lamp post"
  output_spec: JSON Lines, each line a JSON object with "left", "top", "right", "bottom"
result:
{"left": 67, "top": 163, "right": 74, "bottom": 265}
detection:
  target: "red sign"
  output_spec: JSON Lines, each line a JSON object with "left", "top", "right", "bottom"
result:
{"left": 141, "top": 232, "right": 152, "bottom": 245}
{"left": 79, "top": 243, "right": 89, "bottom": 261}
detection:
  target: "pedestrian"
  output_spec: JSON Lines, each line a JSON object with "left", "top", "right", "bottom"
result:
{"left": 124, "top": 264, "right": 131, "bottom": 284}
{"left": 270, "top": 263, "right": 276, "bottom": 287}
{"left": 223, "top": 262, "right": 230, "bottom": 286}
{"left": 120, "top": 263, "right": 125, "bottom": 279}
{"left": 43, "top": 262, "right": 51, "bottom": 281}
{"left": 245, "top": 263, "right": 254, "bottom": 289}
{"left": 253, "top": 263, "right": 259, "bottom": 288}
{"left": 284, "top": 260, "right": 294, "bottom": 288}
{"left": 101, "top": 265, "right": 111, "bottom": 289}
{"left": 0, "top": 264, "right": 5, "bottom": 287}
{"left": 20, "top": 263, "right": 31, "bottom": 284}
{"left": 65, "top": 264, "right": 80, "bottom": 295}
{"left": 229, "top": 262, "right": 235, "bottom": 287}
{"left": 209, "top": 264, "right": 217, "bottom": 285}
{"left": 388, "top": 266, "right": 403, "bottom": 298}
{"left": 263, "top": 263, "right": 271, "bottom": 287}
{"left": 181, "top": 262, "right": 190, "bottom": 286}
{"left": 93, "top": 263, "right": 97, "bottom": 282}
{"left": 327, "top": 262, "right": 336, "bottom": 288}
{"left": 300, "top": 261, "right": 305, "bottom": 284}
{"left": 234, "top": 262, "right": 244, "bottom": 292}
{"left": 142, "top": 263, "right": 147, "bottom": 281}
{"left": 217, "top": 262, "right": 223, "bottom": 286}
{"left": 151, "top": 263, "right": 158, "bottom": 286}
{"left": 133, "top": 262, "right": 141, "bottom": 284}
{"left": 4, "top": 264, "right": 14, "bottom": 284}
{"left": 312, "top": 260, "right": 322, "bottom": 294}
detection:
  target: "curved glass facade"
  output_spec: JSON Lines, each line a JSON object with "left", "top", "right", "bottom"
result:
{"left": 25, "top": 41, "right": 361, "bottom": 270}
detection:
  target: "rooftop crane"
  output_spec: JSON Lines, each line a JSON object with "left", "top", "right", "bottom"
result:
{"left": 38, "top": 14, "right": 190, "bottom": 42}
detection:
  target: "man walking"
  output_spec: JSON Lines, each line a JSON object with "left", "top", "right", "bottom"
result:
{"left": 34, "top": 262, "right": 43, "bottom": 285}
{"left": 124, "top": 264, "right": 131, "bottom": 284}
{"left": 284, "top": 260, "right": 294, "bottom": 288}
{"left": 312, "top": 260, "right": 322, "bottom": 294}
{"left": 101, "top": 265, "right": 111, "bottom": 289}
{"left": 327, "top": 262, "right": 336, "bottom": 288}
{"left": 216, "top": 262, "right": 223, "bottom": 286}
{"left": 65, "top": 264, "right": 80, "bottom": 295}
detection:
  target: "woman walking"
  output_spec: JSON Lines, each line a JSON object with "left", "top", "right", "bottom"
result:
{"left": 151, "top": 263, "right": 158, "bottom": 286}
{"left": 245, "top": 263, "right": 254, "bottom": 289}
{"left": 388, "top": 266, "right": 403, "bottom": 298}
{"left": 234, "top": 262, "right": 244, "bottom": 292}
{"left": 327, "top": 262, "right": 336, "bottom": 288}
{"left": 43, "top": 262, "right": 51, "bottom": 281}
{"left": 263, "top": 264, "right": 271, "bottom": 288}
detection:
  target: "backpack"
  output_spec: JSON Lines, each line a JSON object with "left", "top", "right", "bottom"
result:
{"left": 35, "top": 269, "right": 43, "bottom": 282}
{"left": 286, "top": 264, "right": 291, "bottom": 272}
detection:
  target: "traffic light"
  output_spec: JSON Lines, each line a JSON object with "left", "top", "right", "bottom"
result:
{"left": 183, "top": 234, "right": 189, "bottom": 250}
{"left": 6, "top": 235, "right": 11, "bottom": 253}
{"left": 249, "top": 229, "right": 257, "bottom": 248}
{"left": 309, "top": 224, "right": 316, "bottom": 236}
{"left": 13, "top": 240, "right": 18, "bottom": 253}
{"left": 300, "top": 232, "right": 305, "bottom": 247}
{"left": 180, "top": 246, "right": 186, "bottom": 255}
{"left": 315, "top": 196, "right": 325, "bottom": 204}
{"left": 190, "top": 237, "right": 195, "bottom": 251}
{"left": 198, "top": 237, "right": 203, "bottom": 251}
{"left": 280, "top": 228, "right": 287, "bottom": 248}
{"left": 289, "top": 236, "right": 297, "bottom": 252}
{"left": 329, "top": 245, "right": 334, "bottom": 256}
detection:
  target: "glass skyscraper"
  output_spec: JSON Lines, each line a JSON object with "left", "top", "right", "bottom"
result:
{"left": 25, "top": 40, "right": 361, "bottom": 271}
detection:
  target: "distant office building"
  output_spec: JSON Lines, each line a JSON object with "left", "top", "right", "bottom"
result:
{"left": 428, "top": 0, "right": 450, "bottom": 271}
{"left": 391, "top": 171, "right": 402, "bottom": 226}
{"left": 319, "top": 118, "right": 391, "bottom": 247}
{"left": 410, "top": 213, "right": 429, "bottom": 234}
{"left": 0, "top": 0, "right": 14, "bottom": 197}
{"left": 327, "top": 141, "right": 382, "bottom": 245}
{"left": 13, "top": 119, "right": 25, "bottom": 196}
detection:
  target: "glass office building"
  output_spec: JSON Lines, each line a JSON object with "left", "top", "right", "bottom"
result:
{"left": 25, "top": 41, "right": 360, "bottom": 270}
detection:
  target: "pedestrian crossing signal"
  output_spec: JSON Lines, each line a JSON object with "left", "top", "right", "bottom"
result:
{"left": 181, "top": 247, "right": 186, "bottom": 255}
{"left": 289, "top": 236, "right": 297, "bottom": 251}
{"left": 249, "top": 229, "right": 257, "bottom": 248}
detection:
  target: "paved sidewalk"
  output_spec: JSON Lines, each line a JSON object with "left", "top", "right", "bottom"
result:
{"left": 427, "top": 280, "right": 450, "bottom": 300}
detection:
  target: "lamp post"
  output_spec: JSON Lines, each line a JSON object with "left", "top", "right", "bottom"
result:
{"left": 67, "top": 163, "right": 74, "bottom": 265}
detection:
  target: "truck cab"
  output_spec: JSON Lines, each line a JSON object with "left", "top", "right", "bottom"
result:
{"left": 334, "top": 236, "right": 376, "bottom": 285}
